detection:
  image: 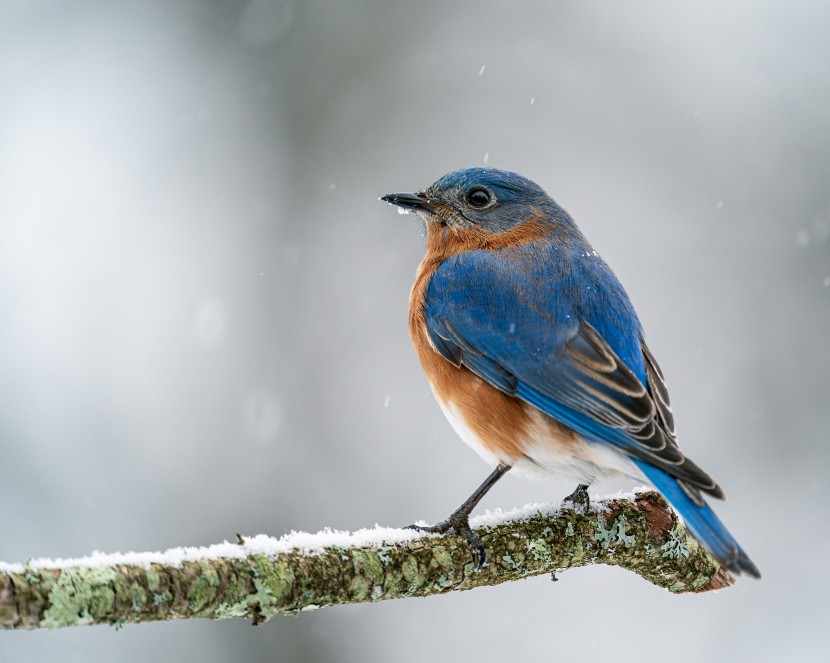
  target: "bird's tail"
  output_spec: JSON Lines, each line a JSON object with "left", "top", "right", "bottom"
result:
{"left": 633, "top": 460, "right": 761, "bottom": 578}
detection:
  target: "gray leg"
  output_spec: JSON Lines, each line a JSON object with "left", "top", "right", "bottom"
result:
{"left": 409, "top": 464, "right": 510, "bottom": 569}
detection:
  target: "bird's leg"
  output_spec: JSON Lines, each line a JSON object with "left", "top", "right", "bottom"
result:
{"left": 563, "top": 483, "right": 591, "bottom": 512}
{"left": 408, "top": 464, "right": 510, "bottom": 569}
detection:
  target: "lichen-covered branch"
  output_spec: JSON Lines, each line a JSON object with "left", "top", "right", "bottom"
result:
{"left": 0, "top": 490, "right": 733, "bottom": 631}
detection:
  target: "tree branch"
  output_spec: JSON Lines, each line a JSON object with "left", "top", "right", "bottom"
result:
{"left": 0, "top": 490, "right": 733, "bottom": 631}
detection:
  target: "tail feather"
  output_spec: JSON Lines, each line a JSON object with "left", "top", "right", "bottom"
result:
{"left": 634, "top": 460, "right": 761, "bottom": 578}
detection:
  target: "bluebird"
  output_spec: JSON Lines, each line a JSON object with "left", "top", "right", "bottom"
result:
{"left": 381, "top": 168, "right": 759, "bottom": 578}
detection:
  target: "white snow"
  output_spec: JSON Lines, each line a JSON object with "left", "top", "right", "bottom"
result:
{"left": 0, "top": 527, "right": 431, "bottom": 574}
{"left": 0, "top": 489, "right": 651, "bottom": 574}
{"left": 378, "top": 197, "right": 411, "bottom": 215}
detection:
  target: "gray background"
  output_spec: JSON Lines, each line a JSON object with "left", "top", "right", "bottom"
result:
{"left": 1, "top": 1, "right": 828, "bottom": 661}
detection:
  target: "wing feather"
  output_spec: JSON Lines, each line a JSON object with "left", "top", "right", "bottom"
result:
{"left": 424, "top": 247, "right": 724, "bottom": 499}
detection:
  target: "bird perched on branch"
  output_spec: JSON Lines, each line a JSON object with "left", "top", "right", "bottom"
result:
{"left": 381, "top": 168, "right": 759, "bottom": 578}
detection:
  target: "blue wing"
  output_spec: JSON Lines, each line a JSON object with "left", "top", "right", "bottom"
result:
{"left": 424, "top": 242, "right": 760, "bottom": 577}
{"left": 424, "top": 241, "right": 716, "bottom": 493}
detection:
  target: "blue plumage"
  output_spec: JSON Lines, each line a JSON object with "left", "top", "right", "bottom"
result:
{"left": 383, "top": 167, "right": 760, "bottom": 578}
{"left": 427, "top": 240, "right": 647, "bottom": 384}
{"left": 634, "top": 461, "right": 757, "bottom": 576}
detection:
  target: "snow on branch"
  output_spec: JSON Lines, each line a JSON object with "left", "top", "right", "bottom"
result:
{"left": 0, "top": 490, "right": 733, "bottom": 631}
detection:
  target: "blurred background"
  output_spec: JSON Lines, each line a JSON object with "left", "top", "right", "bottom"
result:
{"left": 1, "top": 0, "right": 828, "bottom": 661}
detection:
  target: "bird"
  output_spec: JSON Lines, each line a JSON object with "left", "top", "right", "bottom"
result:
{"left": 381, "top": 167, "right": 760, "bottom": 578}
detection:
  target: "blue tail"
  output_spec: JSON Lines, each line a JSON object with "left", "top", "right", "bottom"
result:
{"left": 634, "top": 460, "right": 761, "bottom": 578}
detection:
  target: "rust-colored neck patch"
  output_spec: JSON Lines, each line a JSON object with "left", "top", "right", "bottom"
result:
{"left": 422, "top": 208, "right": 550, "bottom": 266}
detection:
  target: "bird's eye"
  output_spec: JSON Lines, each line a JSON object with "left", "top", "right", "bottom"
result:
{"left": 466, "top": 187, "right": 492, "bottom": 208}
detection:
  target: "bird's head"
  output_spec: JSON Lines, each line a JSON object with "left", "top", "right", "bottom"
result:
{"left": 381, "top": 168, "right": 559, "bottom": 238}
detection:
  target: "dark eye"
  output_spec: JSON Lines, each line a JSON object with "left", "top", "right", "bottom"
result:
{"left": 466, "top": 187, "right": 492, "bottom": 208}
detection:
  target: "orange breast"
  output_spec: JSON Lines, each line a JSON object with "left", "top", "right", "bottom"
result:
{"left": 411, "top": 318, "right": 529, "bottom": 464}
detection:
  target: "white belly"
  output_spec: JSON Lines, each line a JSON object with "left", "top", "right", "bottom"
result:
{"left": 436, "top": 399, "right": 506, "bottom": 467}
{"left": 437, "top": 398, "right": 644, "bottom": 484}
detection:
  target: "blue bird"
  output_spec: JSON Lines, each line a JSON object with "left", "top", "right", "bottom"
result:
{"left": 381, "top": 168, "right": 760, "bottom": 578}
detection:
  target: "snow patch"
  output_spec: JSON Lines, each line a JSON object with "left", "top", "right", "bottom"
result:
{"left": 0, "top": 489, "right": 652, "bottom": 573}
{"left": 471, "top": 487, "right": 646, "bottom": 528}
{"left": 0, "top": 527, "right": 432, "bottom": 574}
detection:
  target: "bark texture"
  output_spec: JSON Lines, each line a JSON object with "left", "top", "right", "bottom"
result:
{"left": 0, "top": 491, "right": 733, "bottom": 631}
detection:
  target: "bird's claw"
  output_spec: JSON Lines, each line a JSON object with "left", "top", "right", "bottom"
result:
{"left": 563, "top": 483, "right": 591, "bottom": 513}
{"left": 405, "top": 515, "right": 487, "bottom": 570}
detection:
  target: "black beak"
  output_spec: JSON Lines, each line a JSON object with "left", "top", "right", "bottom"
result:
{"left": 380, "top": 191, "right": 435, "bottom": 213}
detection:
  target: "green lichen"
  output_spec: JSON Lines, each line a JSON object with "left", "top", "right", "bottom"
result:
{"left": 430, "top": 546, "right": 454, "bottom": 571}
{"left": 595, "top": 518, "right": 615, "bottom": 548}
{"left": 348, "top": 575, "right": 372, "bottom": 601}
{"left": 350, "top": 549, "right": 387, "bottom": 602}
{"left": 188, "top": 563, "right": 220, "bottom": 613}
{"left": 614, "top": 515, "right": 636, "bottom": 546}
{"left": 223, "top": 574, "right": 249, "bottom": 606}
{"left": 41, "top": 567, "right": 118, "bottom": 629}
{"left": 215, "top": 599, "right": 251, "bottom": 619}
{"left": 213, "top": 560, "right": 294, "bottom": 621}
{"left": 235, "top": 557, "right": 296, "bottom": 620}
{"left": 688, "top": 575, "right": 712, "bottom": 591}
{"left": 502, "top": 554, "right": 520, "bottom": 570}
{"left": 330, "top": 546, "right": 350, "bottom": 561}
{"left": 435, "top": 575, "right": 453, "bottom": 589}
{"left": 351, "top": 550, "right": 385, "bottom": 585}
{"left": 595, "top": 515, "right": 636, "bottom": 549}
{"left": 527, "top": 539, "right": 551, "bottom": 562}
{"left": 661, "top": 527, "right": 690, "bottom": 559}
{"left": 251, "top": 556, "right": 295, "bottom": 603}
{"left": 401, "top": 556, "right": 423, "bottom": 592}
{"left": 145, "top": 568, "right": 161, "bottom": 592}
{"left": 22, "top": 563, "right": 40, "bottom": 586}
{"left": 127, "top": 584, "right": 147, "bottom": 613}
{"left": 251, "top": 578, "right": 280, "bottom": 618}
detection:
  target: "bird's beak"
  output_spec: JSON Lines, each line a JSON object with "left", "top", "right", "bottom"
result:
{"left": 380, "top": 191, "right": 435, "bottom": 214}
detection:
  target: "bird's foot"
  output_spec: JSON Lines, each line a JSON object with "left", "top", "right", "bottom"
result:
{"left": 563, "top": 483, "right": 591, "bottom": 513}
{"left": 406, "top": 514, "right": 486, "bottom": 570}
